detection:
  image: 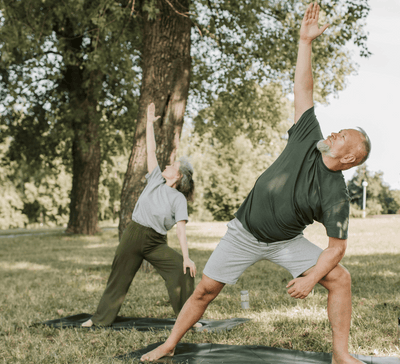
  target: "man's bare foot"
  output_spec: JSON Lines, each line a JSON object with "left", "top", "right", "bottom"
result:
{"left": 82, "top": 319, "right": 94, "bottom": 327}
{"left": 192, "top": 322, "right": 202, "bottom": 328}
{"left": 332, "top": 353, "right": 366, "bottom": 364}
{"left": 140, "top": 343, "right": 175, "bottom": 362}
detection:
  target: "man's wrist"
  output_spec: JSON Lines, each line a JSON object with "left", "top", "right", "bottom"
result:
{"left": 299, "top": 38, "right": 313, "bottom": 46}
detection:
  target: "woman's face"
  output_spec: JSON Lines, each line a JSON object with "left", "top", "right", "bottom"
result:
{"left": 162, "top": 161, "right": 181, "bottom": 182}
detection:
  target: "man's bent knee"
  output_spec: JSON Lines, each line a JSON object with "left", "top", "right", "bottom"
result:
{"left": 321, "top": 264, "right": 351, "bottom": 289}
{"left": 192, "top": 275, "right": 225, "bottom": 302}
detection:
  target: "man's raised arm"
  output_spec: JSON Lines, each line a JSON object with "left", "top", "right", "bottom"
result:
{"left": 294, "top": 2, "right": 329, "bottom": 123}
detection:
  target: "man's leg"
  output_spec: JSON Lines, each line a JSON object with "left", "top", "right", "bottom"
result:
{"left": 303, "top": 265, "right": 364, "bottom": 364}
{"left": 141, "top": 218, "right": 259, "bottom": 361}
{"left": 140, "top": 274, "right": 225, "bottom": 361}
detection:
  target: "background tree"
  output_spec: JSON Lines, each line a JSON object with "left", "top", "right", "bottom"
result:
{"left": 0, "top": 0, "right": 371, "bottom": 236}
{"left": 0, "top": 137, "right": 28, "bottom": 229}
{"left": 347, "top": 165, "right": 400, "bottom": 216}
{"left": 178, "top": 82, "right": 292, "bottom": 221}
{"left": 118, "top": 0, "right": 371, "bottom": 237}
{"left": 119, "top": 0, "right": 192, "bottom": 239}
{"left": 0, "top": 0, "right": 140, "bottom": 234}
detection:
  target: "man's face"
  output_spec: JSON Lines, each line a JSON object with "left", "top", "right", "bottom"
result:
{"left": 321, "top": 129, "right": 363, "bottom": 159}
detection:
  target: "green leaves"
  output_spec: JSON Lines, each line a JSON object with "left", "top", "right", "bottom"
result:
{"left": 180, "top": 82, "right": 292, "bottom": 221}
{"left": 142, "top": 0, "right": 160, "bottom": 20}
{"left": 194, "top": 81, "right": 291, "bottom": 147}
{"left": 190, "top": 0, "right": 370, "bottom": 107}
{"left": 0, "top": 0, "right": 141, "bottom": 166}
{"left": 347, "top": 165, "right": 400, "bottom": 216}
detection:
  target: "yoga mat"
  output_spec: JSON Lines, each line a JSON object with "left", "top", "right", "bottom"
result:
{"left": 38, "top": 313, "right": 250, "bottom": 332}
{"left": 117, "top": 342, "right": 400, "bottom": 364}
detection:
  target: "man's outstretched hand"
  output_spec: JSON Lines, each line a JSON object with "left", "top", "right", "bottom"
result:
{"left": 300, "top": 2, "right": 329, "bottom": 43}
{"left": 286, "top": 276, "right": 316, "bottom": 299}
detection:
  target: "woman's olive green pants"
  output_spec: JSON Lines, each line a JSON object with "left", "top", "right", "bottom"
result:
{"left": 90, "top": 220, "right": 194, "bottom": 326}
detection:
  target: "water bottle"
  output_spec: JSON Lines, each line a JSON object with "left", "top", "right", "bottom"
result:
{"left": 240, "top": 290, "right": 250, "bottom": 309}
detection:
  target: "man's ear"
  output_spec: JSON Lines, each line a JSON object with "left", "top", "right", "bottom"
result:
{"left": 340, "top": 154, "right": 356, "bottom": 165}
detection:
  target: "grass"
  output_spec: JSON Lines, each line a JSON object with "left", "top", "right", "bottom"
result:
{"left": 0, "top": 218, "right": 399, "bottom": 363}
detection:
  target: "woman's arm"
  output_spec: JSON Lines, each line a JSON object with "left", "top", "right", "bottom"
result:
{"left": 176, "top": 220, "right": 196, "bottom": 277}
{"left": 146, "top": 103, "right": 160, "bottom": 174}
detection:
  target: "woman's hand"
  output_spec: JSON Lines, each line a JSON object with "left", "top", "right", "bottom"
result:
{"left": 183, "top": 257, "right": 196, "bottom": 277}
{"left": 147, "top": 102, "right": 160, "bottom": 124}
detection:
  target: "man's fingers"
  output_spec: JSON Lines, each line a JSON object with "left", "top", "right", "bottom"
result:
{"left": 304, "top": 3, "right": 312, "bottom": 20}
{"left": 320, "top": 23, "right": 330, "bottom": 35}
{"left": 286, "top": 279, "right": 295, "bottom": 288}
{"left": 314, "top": 3, "right": 319, "bottom": 19}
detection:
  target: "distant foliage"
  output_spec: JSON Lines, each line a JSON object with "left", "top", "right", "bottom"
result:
{"left": 347, "top": 165, "right": 400, "bottom": 216}
{"left": 0, "top": 138, "right": 27, "bottom": 228}
{"left": 179, "top": 83, "right": 292, "bottom": 221}
{"left": 98, "top": 153, "right": 130, "bottom": 223}
{"left": 0, "top": 136, "right": 129, "bottom": 229}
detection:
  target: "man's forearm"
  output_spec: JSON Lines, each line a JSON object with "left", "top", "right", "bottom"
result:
{"left": 307, "top": 246, "right": 345, "bottom": 285}
{"left": 294, "top": 39, "right": 314, "bottom": 122}
{"left": 294, "top": 40, "right": 313, "bottom": 95}
{"left": 294, "top": 3, "right": 329, "bottom": 122}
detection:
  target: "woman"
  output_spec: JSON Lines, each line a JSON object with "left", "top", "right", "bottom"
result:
{"left": 82, "top": 103, "right": 196, "bottom": 327}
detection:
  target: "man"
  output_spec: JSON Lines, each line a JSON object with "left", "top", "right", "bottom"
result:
{"left": 142, "top": 3, "right": 371, "bottom": 364}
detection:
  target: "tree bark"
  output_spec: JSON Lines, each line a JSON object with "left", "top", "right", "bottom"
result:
{"left": 119, "top": 0, "right": 192, "bottom": 239}
{"left": 64, "top": 65, "right": 103, "bottom": 235}
{"left": 66, "top": 113, "right": 102, "bottom": 235}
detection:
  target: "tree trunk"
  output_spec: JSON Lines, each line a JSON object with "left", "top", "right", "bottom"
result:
{"left": 65, "top": 66, "right": 103, "bottom": 235}
{"left": 66, "top": 115, "right": 101, "bottom": 235}
{"left": 119, "top": 0, "right": 192, "bottom": 240}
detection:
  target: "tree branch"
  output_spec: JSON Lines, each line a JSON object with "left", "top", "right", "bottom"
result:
{"left": 161, "top": 0, "right": 203, "bottom": 36}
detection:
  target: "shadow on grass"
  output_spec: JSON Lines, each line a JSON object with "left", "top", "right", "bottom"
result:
{"left": 1, "top": 229, "right": 399, "bottom": 320}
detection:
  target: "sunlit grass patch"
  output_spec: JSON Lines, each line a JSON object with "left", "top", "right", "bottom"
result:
{"left": 0, "top": 261, "right": 53, "bottom": 271}
{"left": 84, "top": 242, "right": 119, "bottom": 249}
{"left": 0, "top": 217, "right": 399, "bottom": 363}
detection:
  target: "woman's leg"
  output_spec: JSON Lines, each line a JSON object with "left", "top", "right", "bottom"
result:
{"left": 87, "top": 221, "right": 144, "bottom": 326}
{"left": 145, "top": 241, "right": 194, "bottom": 316}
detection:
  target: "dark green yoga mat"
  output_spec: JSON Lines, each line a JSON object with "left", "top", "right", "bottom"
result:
{"left": 117, "top": 342, "right": 400, "bottom": 363}
{"left": 38, "top": 313, "right": 250, "bottom": 332}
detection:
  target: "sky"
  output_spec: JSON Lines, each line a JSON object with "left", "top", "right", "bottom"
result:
{"left": 317, "top": 0, "right": 400, "bottom": 189}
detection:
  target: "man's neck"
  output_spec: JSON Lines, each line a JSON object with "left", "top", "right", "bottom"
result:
{"left": 322, "top": 154, "right": 341, "bottom": 172}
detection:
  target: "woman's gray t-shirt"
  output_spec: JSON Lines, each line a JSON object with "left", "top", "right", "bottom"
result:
{"left": 131, "top": 165, "right": 188, "bottom": 235}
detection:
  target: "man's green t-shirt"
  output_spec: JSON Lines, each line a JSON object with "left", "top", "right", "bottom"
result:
{"left": 235, "top": 107, "right": 350, "bottom": 243}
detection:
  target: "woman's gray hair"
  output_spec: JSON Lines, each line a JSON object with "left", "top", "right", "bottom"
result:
{"left": 176, "top": 157, "right": 195, "bottom": 201}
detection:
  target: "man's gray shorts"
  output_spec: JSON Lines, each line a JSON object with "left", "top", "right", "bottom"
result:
{"left": 203, "top": 218, "right": 323, "bottom": 285}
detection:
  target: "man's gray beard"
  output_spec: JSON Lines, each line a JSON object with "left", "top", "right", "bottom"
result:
{"left": 317, "top": 139, "right": 336, "bottom": 157}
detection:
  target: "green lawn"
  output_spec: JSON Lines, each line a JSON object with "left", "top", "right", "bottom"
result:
{"left": 0, "top": 218, "right": 399, "bottom": 363}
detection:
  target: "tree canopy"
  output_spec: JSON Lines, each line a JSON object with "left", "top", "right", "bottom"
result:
{"left": 0, "top": 0, "right": 372, "bottom": 233}
{"left": 0, "top": 0, "right": 140, "bottom": 161}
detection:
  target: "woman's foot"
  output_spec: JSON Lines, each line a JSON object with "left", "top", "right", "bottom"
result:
{"left": 81, "top": 319, "right": 94, "bottom": 327}
{"left": 140, "top": 343, "right": 175, "bottom": 362}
